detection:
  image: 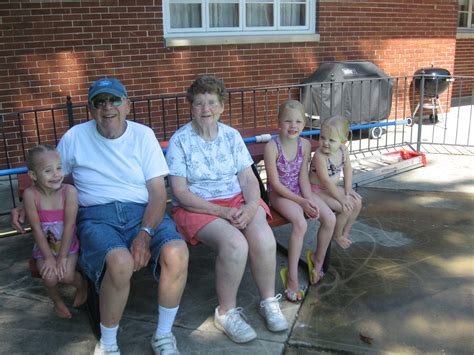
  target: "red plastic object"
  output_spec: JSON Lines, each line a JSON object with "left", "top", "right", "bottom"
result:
{"left": 399, "top": 149, "right": 427, "bottom": 166}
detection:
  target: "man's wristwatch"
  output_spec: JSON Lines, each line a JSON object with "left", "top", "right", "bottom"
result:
{"left": 140, "top": 226, "right": 154, "bottom": 237}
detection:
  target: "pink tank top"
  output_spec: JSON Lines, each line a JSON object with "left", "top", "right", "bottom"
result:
{"left": 32, "top": 185, "right": 80, "bottom": 259}
{"left": 267, "top": 137, "right": 303, "bottom": 196}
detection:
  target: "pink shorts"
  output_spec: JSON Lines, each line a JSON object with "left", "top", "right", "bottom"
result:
{"left": 172, "top": 193, "right": 272, "bottom": 246}
{"left": 310, "top": 183, "right": 326, "bottom": 193}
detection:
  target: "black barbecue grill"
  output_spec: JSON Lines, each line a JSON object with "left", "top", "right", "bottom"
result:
{"left": 413, "top": 68, "right": 452, "bottom": 123}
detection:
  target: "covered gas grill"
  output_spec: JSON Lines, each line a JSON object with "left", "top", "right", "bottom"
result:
{"left": 301, "top": 61, "right": 393, "bottom": 139}
{"left": 412, "top": 68, "right": 452, "bottom": 123}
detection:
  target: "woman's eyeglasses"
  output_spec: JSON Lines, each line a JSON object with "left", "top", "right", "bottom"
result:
{"left": 92, "top": 96, "right": 124, "bottom": 109}
{"left": 191, "top": 100, "right": 220, "bottom": 109}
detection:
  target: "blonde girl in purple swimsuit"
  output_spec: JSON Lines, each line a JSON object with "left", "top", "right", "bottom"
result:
{"left": 23, "top": 144, "right": 86, "bottom": 319}
{"left": 309, "top": 116, "right": 362, "bottom": 251}
{"left": 264, "top": 100, "right": 336, "bottom": 301}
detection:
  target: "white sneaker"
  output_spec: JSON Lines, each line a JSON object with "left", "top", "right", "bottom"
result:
{"left": 214, "top": 306, "right": 257, "bottom": 343}
{"left": 151, "top": 332, "right": 180, "bottom": 355}
{"left": 259, "top": 294, "right": 288, "bottom": 332}
{"left": 93, "top": 342, "right": 120, "bottom": 355}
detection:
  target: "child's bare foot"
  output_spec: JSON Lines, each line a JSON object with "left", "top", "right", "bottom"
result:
{"left": 335, "top": 236, "right": 352, "bottom": 249}
{"left": 73, "top": 278, "right": 88, "bottom": 308}
{"left": 286, "top": 273, "right": 300, "bottom": 293}
{"left": 54, "top": 302, "right": 72, "bottom": 319}
{"left": 310, "top": 269, "right": 321, "bottom": 284}
{"left": 309, "top": 265, "right": 325, "bottom": 285}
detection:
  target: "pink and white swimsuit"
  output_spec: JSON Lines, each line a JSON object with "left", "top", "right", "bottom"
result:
{"left": 32, "top": 185, "right": 80, "bottom": 259}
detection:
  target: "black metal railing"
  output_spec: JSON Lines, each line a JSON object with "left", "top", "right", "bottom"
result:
{"left": 1, "top": 73, "right": 473, "bottom": 218}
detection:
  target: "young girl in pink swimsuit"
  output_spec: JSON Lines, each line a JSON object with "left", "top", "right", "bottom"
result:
{"left": 264, "top": 100, "right": 336, "bottom": 301}
{"left": 23, "top": 144, "right": 86, "bottom": 318}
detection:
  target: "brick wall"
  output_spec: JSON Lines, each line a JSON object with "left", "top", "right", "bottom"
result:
{"left": 453, "top": 38, "right": 474, "bottom": 98}
{"left": 319, "top": 1, "right": 457, "bottom": 73}
{"left": 0, "top": 0, "right": 463, "bottom": 168}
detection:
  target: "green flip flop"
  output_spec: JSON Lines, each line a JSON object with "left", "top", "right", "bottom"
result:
{"left": 306, "top": 250, "right": 325, "bottom": 285}
{"left": 280, "top": 267, "right": 305, "bottom": 302}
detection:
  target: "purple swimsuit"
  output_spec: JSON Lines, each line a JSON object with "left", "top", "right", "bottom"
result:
{"left": 267, "top": 137, "right": 303, "bottom": 196}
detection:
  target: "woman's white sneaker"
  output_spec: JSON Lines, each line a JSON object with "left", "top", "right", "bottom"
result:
{"left": 214, "top": 306, "right": 257, "bottom": 343}
{"left": 259, "top": 294, "right": 288, "bottom": 332}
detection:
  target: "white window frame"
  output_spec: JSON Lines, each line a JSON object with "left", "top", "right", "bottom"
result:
{"left": 458, "top": 0, "right": 473, "bottom": 29}
{"left": 457, "top": 0, "right": 474, "bottom": 39}
{"left": 163, "top": 0, "right": 317, "bottom": 46}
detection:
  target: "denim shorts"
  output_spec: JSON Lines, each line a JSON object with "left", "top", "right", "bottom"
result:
{"left": 77, "top": 201, "right": 183, "bottom": 293}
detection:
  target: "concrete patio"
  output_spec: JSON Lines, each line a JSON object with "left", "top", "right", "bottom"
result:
{"left": 0, "top": 150, "right": 473, "bottom": 354}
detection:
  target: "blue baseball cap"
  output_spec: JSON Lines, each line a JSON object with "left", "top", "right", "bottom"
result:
{"left": 88, "top": 78, "right": 128, "bottom": 101}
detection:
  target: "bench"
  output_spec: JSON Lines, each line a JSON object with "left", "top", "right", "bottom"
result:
{"left": 17, "top": 128, "right": 327, "bottom": 339}
{"left": 17, "top": 129, "right": 318, "bottom": 230}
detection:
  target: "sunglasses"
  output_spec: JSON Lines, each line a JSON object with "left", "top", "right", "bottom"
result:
{"left": 91, "top": 96, "right": 124, "bottom": 109}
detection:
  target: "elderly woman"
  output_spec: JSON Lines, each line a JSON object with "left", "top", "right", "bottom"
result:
{"left": 166, "top": 76, "right": 288, "bottom": 344}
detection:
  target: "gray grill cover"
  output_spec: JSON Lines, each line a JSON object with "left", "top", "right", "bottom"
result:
{"left": 301, "top": 62, "right": 393, "bottom": 124}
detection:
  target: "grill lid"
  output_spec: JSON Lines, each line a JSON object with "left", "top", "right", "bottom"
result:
{"left": 414, "top": 68, "right": 451, "bottom": 97}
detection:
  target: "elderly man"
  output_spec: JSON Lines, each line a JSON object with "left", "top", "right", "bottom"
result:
{"left": 12, "top": 78, "right": 188, "bottom": 355}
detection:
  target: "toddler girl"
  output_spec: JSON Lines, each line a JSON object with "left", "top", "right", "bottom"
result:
{"left": 309, "top": 115, "right": 362, "bottom": 250}
{"left": 23, "top": 144, "right": 86, "bottom": 318}
{"left": 264, "top": 100, "right": 336, "bottom": 301}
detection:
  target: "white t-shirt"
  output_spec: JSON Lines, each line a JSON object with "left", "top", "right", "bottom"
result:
{"left": 58, "top": 120, "right": 168, "bottom": 207}
{"left": 166, "top": 122, "right": 253, "bottom": 201}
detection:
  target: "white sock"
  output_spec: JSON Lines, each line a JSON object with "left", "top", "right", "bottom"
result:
{"left": 99, "top": 323, "right": 119, "bottom": 349}
{"left": 155, "top": 305, "right": 179, "bottom": 338}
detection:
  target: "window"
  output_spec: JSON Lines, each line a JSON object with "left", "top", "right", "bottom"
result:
{"left": 164, "top": 0, "right": 316, "bottom": 37}
{"left": 458, "top": 0, "right": 473, "bottom": 29}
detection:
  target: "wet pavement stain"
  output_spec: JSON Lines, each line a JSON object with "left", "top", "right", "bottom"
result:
{"left": 286, "top": 188, "right": 474, "bottom": 354}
